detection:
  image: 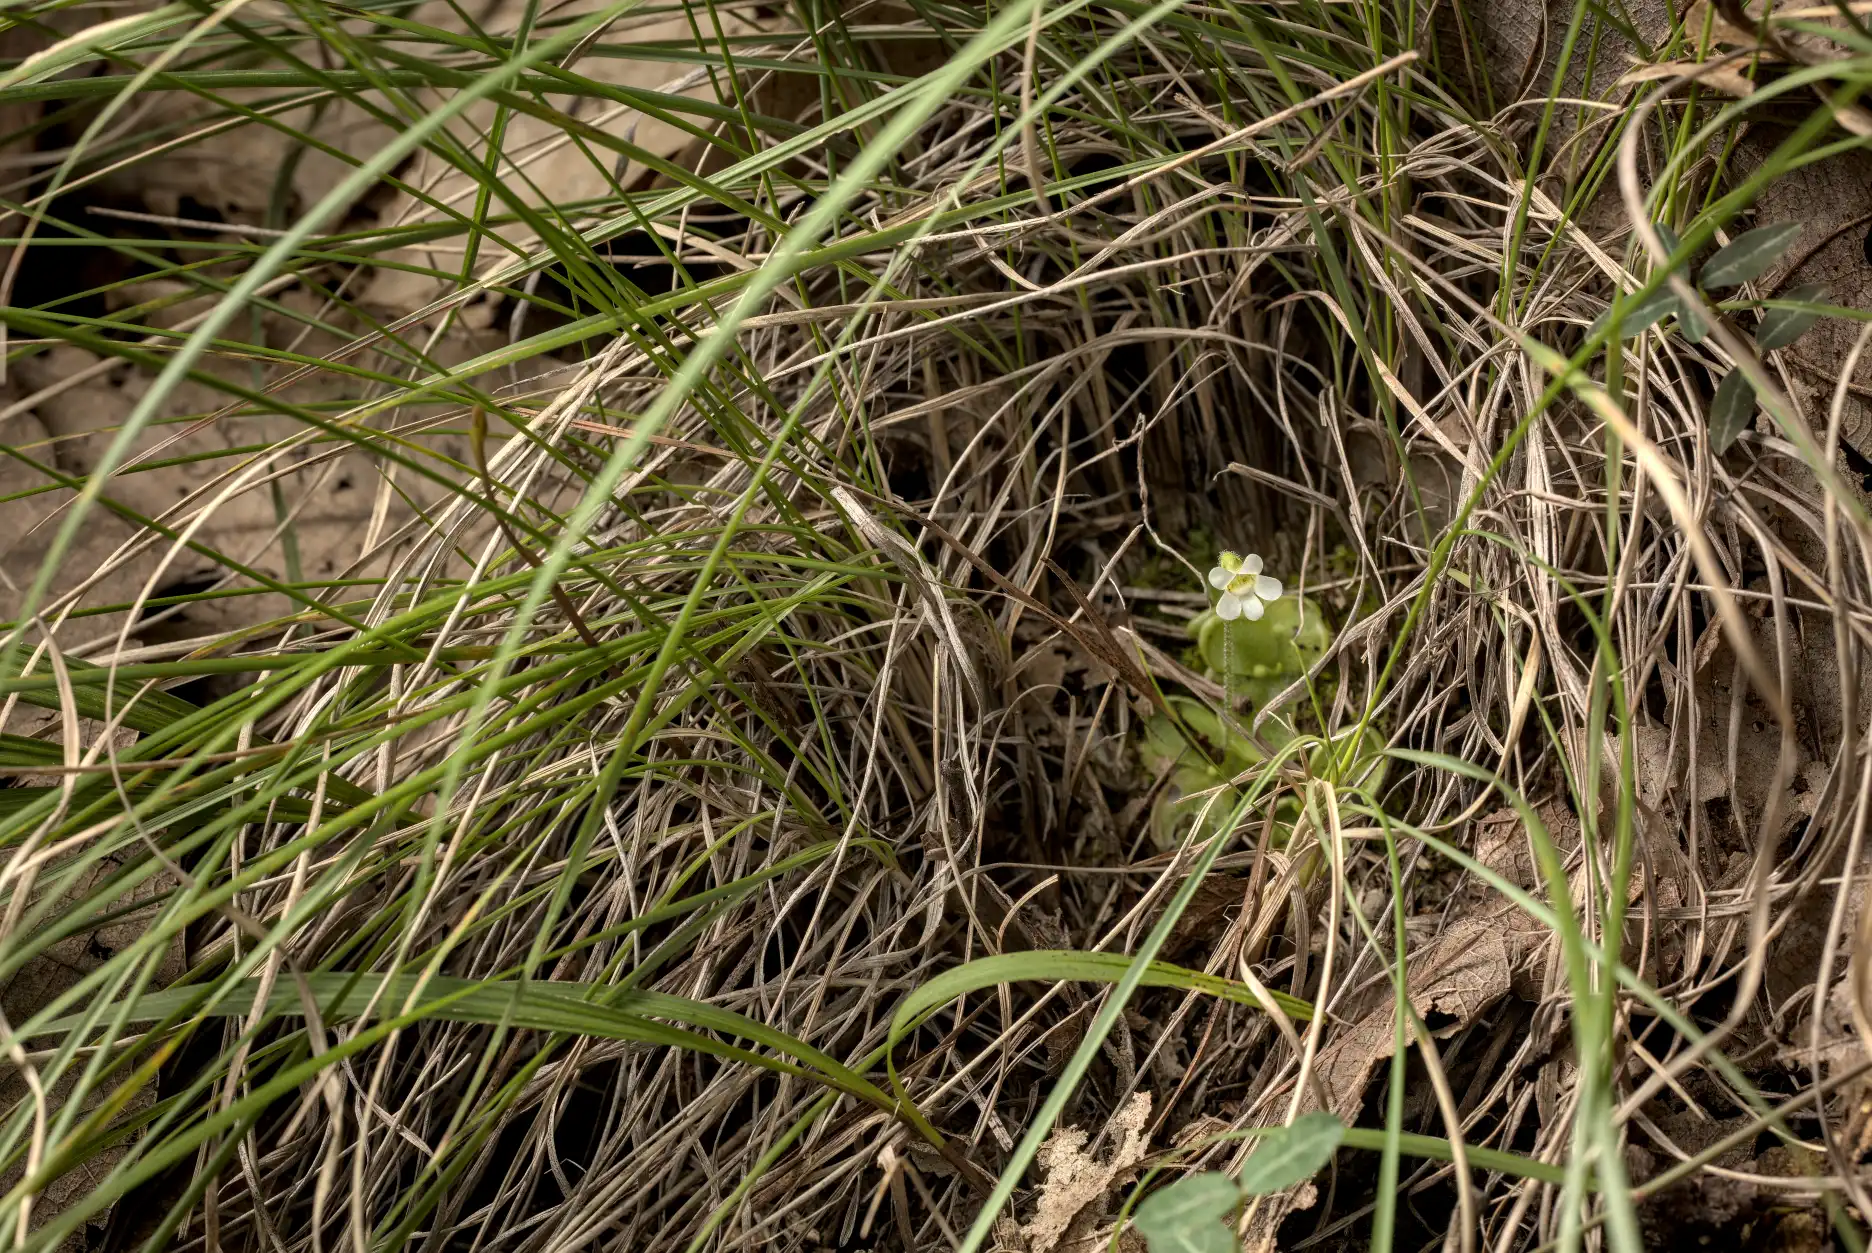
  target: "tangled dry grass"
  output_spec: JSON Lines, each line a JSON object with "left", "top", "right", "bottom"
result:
{"left": 4, "top": 1, "right": 1872, "bottom": 1251}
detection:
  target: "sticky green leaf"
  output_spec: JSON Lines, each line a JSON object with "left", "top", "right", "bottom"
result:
{"left": 1709, "top": 369, "right": 1756, "bottom": 454}
{"left": 1133, "top": 1172, "right": 1241, "bottom": 1253}
{"left": 1757, "top": 283, "right": 1828, "bottom": 350}
{"left": 1236, "top": 1112, "right": 1345, "bottom": 1195}
{"left": 1700, "top": 222, "right": 1802, "bottom": 289}
{"left": 1193, "top": 594, "right": 1332, "bottom": 681}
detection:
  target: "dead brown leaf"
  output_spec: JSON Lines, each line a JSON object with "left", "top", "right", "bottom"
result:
{"left": 1615, "top": 60, "right": 1760, "bottom": 99}
{"left": 1474, "top": 793, "right": 1693, "bottom": 994}
{"left": 1309, "top": 916, "right": 1514, "bottom": 1119}
{"left": 1023, "top": 1092, "right": 1152, "bottom": 1253}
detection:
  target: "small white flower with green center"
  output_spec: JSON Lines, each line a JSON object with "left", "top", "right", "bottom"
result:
{"left": 1208, "top": 551, "right": 1282, "bottom": 621}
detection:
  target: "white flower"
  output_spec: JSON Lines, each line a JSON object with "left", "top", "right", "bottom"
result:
{"left": 1206, "top": 550, "right": 1283, "bottom": 622}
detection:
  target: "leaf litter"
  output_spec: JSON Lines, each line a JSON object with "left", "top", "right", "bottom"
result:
{"left": 1021, "top": 1093, "right": 1153, "bottom": 1253}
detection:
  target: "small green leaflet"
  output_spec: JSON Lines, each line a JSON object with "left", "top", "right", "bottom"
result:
{"left": 1591, "top": 222, "right": 1696, "bottom": 341}
{"left": 1757, "top": 283, "right": 1828, "bottom": 351}
{"left": 1700, "top": 222, "right": 1801, "bottom": 289}
{"left": 1650, "top": 222, "right": 1709, "bottom": 341}
{"left": 1709, "top": 370, "right": 1756, "bottom": 454}
{"left": 1678, "top": 300, "right": 1710, "bottom": 344}
{"left": 1237, "top": 1112, "right": 1346, "bottom": 1194}
{"left": 1133, "top": 1173, "right": 1240, "bottom": 1253}
{"left": 1591, "top": 285, "right": 1679, "bottom": 339}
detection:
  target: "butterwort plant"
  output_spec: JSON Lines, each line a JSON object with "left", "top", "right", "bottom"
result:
{"left": 1202, "top": 549, "right": 1293, "bottom": 711}
{"left": 1134, "top": 549, "right": 1362, "bottom": 850}
{"left": 1207, "top": 551, "right": 1283, "bottom": 621}
{"left": 1195, "top": 551, "right": 1329, "bottom": 696}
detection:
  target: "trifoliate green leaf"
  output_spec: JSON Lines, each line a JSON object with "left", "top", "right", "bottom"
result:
{"left": 1133, "top": 1172, "right": 1241, "bottom": 1253}
{"left": 1237, "top": 1112, "right": 1346, "bottom": 1195}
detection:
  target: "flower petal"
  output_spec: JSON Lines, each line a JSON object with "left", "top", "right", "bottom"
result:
{"left": 1209, "top": 565, "right": 1230, "bottom": 589}
{"left": 1242, "top": 553, "right": 1263, "bottom": 575}
{"left": 1218, "top": 550, "right": 1241, "bottom": 573}
{"left": 1240, "top": 595, "right": 1265, "bottom": 621}
{"left": 1254, "top": 575, "right": 1283, "bottom": 601}
{"left": 1216, "top": 593, "right": 1243, "bottom": 620}
{"left": 1227, "top": 574, "right": 1255, "bottom": 596}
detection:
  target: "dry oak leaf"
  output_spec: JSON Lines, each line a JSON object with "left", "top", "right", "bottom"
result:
{"left": 1310, "top": 917, "right": 1513, "bottom": 1119}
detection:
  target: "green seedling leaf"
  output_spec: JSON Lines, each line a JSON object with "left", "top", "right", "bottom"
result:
{"left": 1133, "top": 1172, "right": 1241, "bottom": 1253}
{"left": 39, "top": 973, "right": 907, "bottom": 1119}
{"left": 1709, "top": 369, "right": 1756, "bottom": 454}
{"left": 1700, "top": 222, "right": 1801, "bottom": 289}
{"left": 1757, "top": 283, "right": 1829, "bottom": 350}
{"left": 1591, "top": 285, "right": 1679, "bottom": 339}
{"left": 1650, "top": 223, "right": 1696, "bottom": 340}
{"left": 0, "top": 734, "right": 68, "bottom": 769}
{"left": 890, "top": 951, "right": 1313, "bottom": 1034}
{"left": 1236, "top": 1112, "right": 1345, "bottom": 1195}
{"left": 0, "top": 656, "right": 203, "bottom": 734}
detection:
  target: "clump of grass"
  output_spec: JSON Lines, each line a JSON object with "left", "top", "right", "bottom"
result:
{"left": 1, "top": 1, "right": 1871, "bottom": 1251}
